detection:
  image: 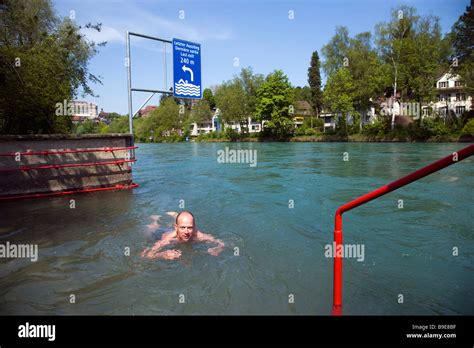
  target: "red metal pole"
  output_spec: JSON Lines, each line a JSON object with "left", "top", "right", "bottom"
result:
{"left": 332, "top": 144, "right": 474, "bottom": 315}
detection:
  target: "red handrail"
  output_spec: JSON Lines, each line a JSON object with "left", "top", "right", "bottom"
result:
{"left": 0, "top": 183, "right": 139, "bottom": 201}
{"left": 0, "top": 159, "right": 136, "bottom": 172}
{"left": 0, "top": 146, "right": 138, "bottom": 156}
{"left": 332, "top": 144, "right": 474, "bottom": 315}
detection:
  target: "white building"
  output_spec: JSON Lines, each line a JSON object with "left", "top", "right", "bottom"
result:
{"left": 423, "top": 73, "right": 472, "bottom": 118}
{"left": 190, "top": 108, "right": 262, "bottom": 136}
{"left": 190, "top": 108, "right": 221, "bottom": 136}
{"left": 70, "top": 101, "right": 98, "bottom": 122}
{"left": 320, "top": 107, "right": 376, "bottom": 131}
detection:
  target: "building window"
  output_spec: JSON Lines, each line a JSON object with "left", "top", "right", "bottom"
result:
{"left": 436, "top": 94, "right": 440, "bottom": 101}
{"left": 454, "top": 81, "right": 462, "bottom": 87}
{"left": 461, "top": 93, "right": 466, "bottom": 101}
{"left": 455, "top": 106, "right": 466, "bottom": 115}
{"left": 422, "top": 108, "right": 429, "bottom": 116}
{"left": 456, "top": 93, "right": 461, "bottom": 101}
{"left": 439, "top": 81, "right": 448, "bottom": 88}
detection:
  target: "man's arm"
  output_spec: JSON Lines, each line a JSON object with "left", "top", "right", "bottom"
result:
{"left": 197, "top": 231, "right": 225, "bottom": 256}
{"left": 141, "top": 232, "right": 181, "bottom": 260}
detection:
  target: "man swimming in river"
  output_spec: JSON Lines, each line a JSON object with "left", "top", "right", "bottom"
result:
{"left": 141, "top": 211, "right": 225, "bottom": 260}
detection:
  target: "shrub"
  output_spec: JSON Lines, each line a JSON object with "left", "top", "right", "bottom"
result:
{"left": 224, "top": 127, "right": 240, "bottom": 141}
{"left": 421, "top": 117, "right": 450, "bottom": 137}
{"left": 460, "top": 119, "right": 474, "bottom": 137}
{"left": 362, "top": 120, "right": 388, "bottom": 137}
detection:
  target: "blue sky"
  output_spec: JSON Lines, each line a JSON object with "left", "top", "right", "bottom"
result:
{"left": 53, "top": 0, "right": 470, "bottom": 114}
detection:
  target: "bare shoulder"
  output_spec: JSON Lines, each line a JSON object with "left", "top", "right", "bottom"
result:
{"left": 162, "top": 231, "right": 177, "bottom": 241}
{"left": 196, "top": 231, "right": 214, "bottom": 241}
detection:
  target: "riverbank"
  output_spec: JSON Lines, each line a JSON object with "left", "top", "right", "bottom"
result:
{"left": 188, "top": 134, "right": 474, "bottom": 143}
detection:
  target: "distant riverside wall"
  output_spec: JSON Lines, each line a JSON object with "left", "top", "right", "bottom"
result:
{"left": 0, "top": 134, "right": 136, "bottom": 198}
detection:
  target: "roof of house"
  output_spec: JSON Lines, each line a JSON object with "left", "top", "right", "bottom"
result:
{"left": 139, "top": 105, "right": 157, "bottom": 116}
{"left": 295, "top": 100, "right": 312, "bottom": 111}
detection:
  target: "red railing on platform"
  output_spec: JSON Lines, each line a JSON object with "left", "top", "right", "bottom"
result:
{"left": 0, "top": 146, "right": 138, "bottom": 156}
{"left": 0, "top": 183, "right": 139, "bottom": 201}
{"left": 0, "top": 145, "right": 139, "bottom": 200}
{"left": 0, "top": 159, "right": 136, "bottom": 172}
{"left": 332, "top": 144, "right": 474, "bottom": 316}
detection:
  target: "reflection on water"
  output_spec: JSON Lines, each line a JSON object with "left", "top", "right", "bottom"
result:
{"left": 0, "top": 142, "right": 473, "bottom": 315}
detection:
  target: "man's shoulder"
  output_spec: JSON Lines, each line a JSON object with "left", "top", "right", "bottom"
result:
{"left": 196, "top": 231, "right": 212, "bottom": 240}
{"left": 162, "top": 231, "right": 177, "bottom": 240}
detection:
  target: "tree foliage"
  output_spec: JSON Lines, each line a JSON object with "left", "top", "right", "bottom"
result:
{"left": 307, "top": 50, "right": 322, "bottom": 116}
{"left": 451, "top": 2, "right": 474, "bottom": 94}
{"left": 0, "top": 0, "right": 104, "bottom": 134}
{"left": 255, "top": 70, "right": 294, "bottom": 139}
{"left": 323, "top": 68, "right": 355, "bottom": 134}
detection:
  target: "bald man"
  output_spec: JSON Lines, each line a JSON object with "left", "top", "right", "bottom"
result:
{"left": 141, "top": 211, "right": 225, "bottom": 260}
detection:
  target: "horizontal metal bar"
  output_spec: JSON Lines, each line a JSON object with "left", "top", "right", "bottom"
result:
{"left": 131, "top": 88, "right": 173, "bottom": 94}
{"left": 128, "top": 32, "right": 172, "bottom": 43}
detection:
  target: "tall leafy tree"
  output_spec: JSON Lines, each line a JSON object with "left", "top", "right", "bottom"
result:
{"left": 321, "top": 26, "right": 350, "bottom": 77}
{"left": 376, "top": 5, "right": 451, "bottom": 127}
{"left": 236, "top": 66, "right": 264, "bottom": 113}
{"left": 347, "top": 32, "right": 390, "bottom": 113}
{"left": 0, "top": 0, "right": 104, "bottom": 134}
{"left": 308, "top": 50, "right": 323, "bottom": 119}
{"left": 202, "top": 88, "right": 216, "bottom": 109}
{"left": 255, "top": 70, "right": 294, "bottom": 139}
{"left": 215, "top": 80, "right": 249, "bottom": 132}
{"left": 293, "top": 86, "right": 311, "bottom": 102}
{"left": 451, "top": 2, "right": 474, "bottom": 94}
{"left": 189, "top": 99, "right": 212, "bottom": 124}
{"left": 323, "top": 68, "right": 355, "bottom": 135}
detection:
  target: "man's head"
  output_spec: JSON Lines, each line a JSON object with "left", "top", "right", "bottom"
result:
{"left": 175, "top": 211, "right": 196, "bottom": 242}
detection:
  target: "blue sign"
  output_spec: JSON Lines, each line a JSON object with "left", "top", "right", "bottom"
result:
{"left": 172, "top": 38, "right": 202, "bottom": 99}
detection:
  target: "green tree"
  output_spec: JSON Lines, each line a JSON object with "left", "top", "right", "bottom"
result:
{"left": 308, "top": 51, "right": 323, "bottom": 118}
{"left": 0, "top": 0, "right": 104, "bottom": 134}
{"left": 451, "top": 2, "right": 474, "bottom": 94}
{"left": 236, "top": 66, "right": 264, "bottom": 113}
{"left": 255, "top": 70, "right": 294, "bottom": 139}
{"left": 375, "top": 6, "right": 451, "bottom": 127}
{"left": 215, "top": 80, "right": 249, "bottom": 132}
{"left": 134, "top": 98, "right": 182, "bottom": 141}
{"left": 323, "top": 68, "right": 356, "bottom": 135}
{"left": 190, "top": 99, "right": 212, "bottom": 124}
{"left": 347, "top": 32, "right": 390, "bottom": 116}
{"left": 203, "top": 88, "right": 216, "bottom": 109}
{"left": 107, "top": 116, "right": 129, "bottom": 133}
{"left": 293, "top": 86, "right": 311, "bottom": 102}
{"left": 321, "top": 26, "right": 350, "bottom": 77}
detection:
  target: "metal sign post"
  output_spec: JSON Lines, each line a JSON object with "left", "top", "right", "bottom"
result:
{"left": 126, "top": 33, "right": 202, "bottom": 138}
{"left": 126, "top": 31, "right": 174, "bottom": 135}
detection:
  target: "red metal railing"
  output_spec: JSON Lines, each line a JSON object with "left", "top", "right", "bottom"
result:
{"left": 0, "top": 145, "right": 139, "bottom": 200}
{"left": 0, "top": 159, "right": 136, "bottom": 172}
{"left": 0, "top": 183, "right": 139, "bottom": 201}
{"left": 332, "top": 144, "right": 474, "bottom": 315}
{"left": 0, "top": 145, "right": 137, "bottom": 172}
{"left": 0, "top": 146, "right": 138, "bottom": 156}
